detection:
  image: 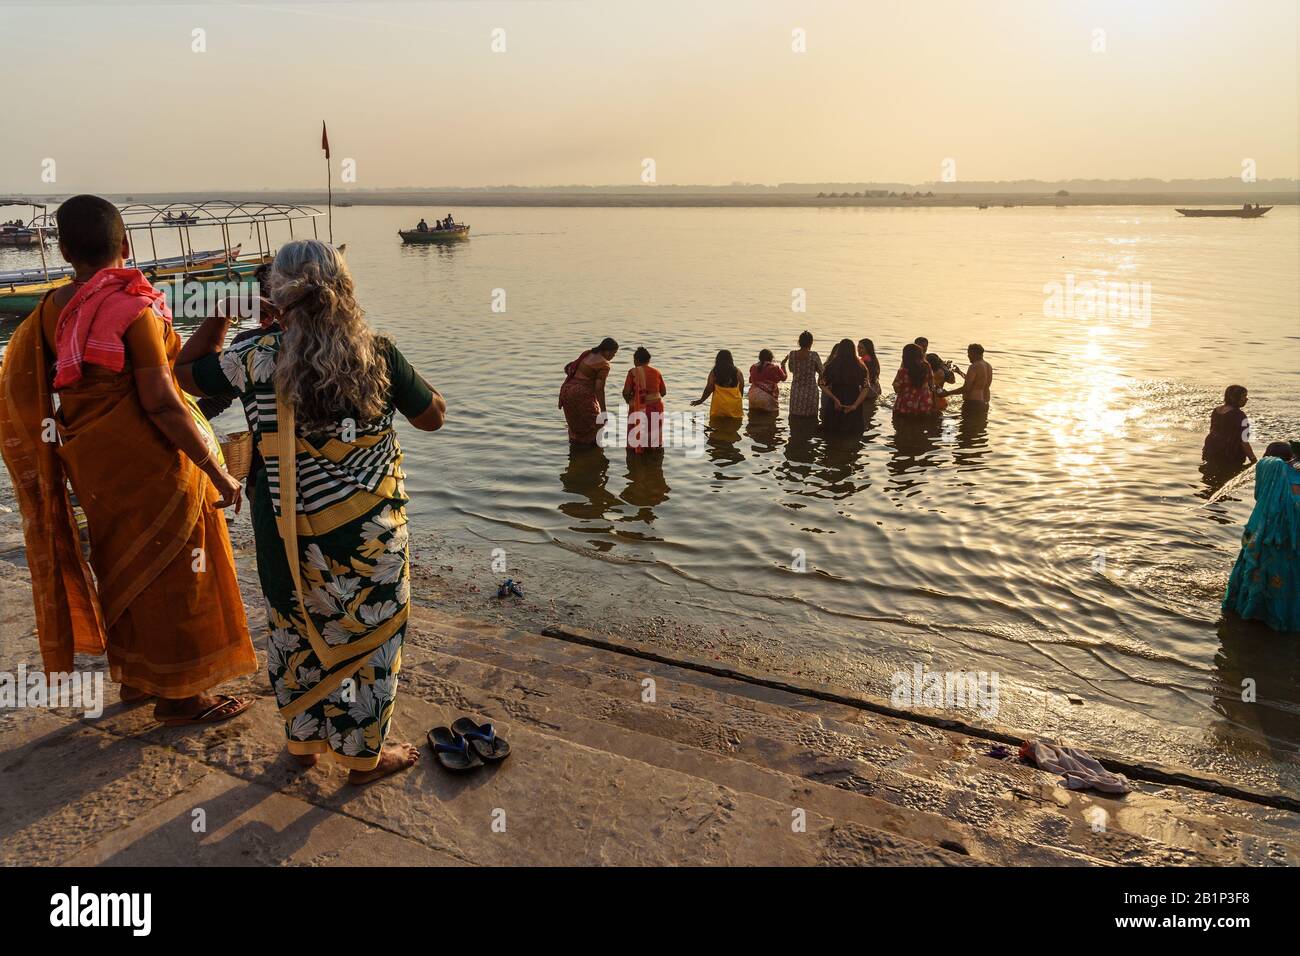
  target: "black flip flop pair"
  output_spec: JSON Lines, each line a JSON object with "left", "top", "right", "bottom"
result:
{"left": 428, "top": 717, "right": 511, "bottom": 772}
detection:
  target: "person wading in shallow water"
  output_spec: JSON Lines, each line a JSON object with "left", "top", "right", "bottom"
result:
{"left": 941, "top": 343, "right": 993, "bottom": 407}
{"left": 1221, "top": 445, "right": 1300, "bottom": 633}
{"left": 560, "top": 337, "right": 619, "bottom": 446}
{"left": 177, "top": 239, "right": 446, "bottom": 784}
{"left": 892, "top": 342, "right": 935, "bottom": 417}
{"left": 856, "top": 338, "right": 882, "bottom": 398}
{"left": 0, "top": 194, "right": 257, "bottom": 723}
{"left": 782, "top": 331, "right": 823, "bottom": 418}
{"left": 622, "top": 346, "right": 667, "bottom": 452}
{"left": 747, "top": 348, "right": 787, "bottom": 415}
{"left": 1201, "top": 384, "right": 1257, "bottom": 471}
{"left": 819, "top": 337, "right": 871, "bottom": 431}
{"left": 691, "top": 349, "right": 745, "bottom": 419}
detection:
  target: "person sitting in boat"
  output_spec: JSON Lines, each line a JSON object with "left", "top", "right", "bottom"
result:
{"left": 416, "top": 218, "right": 429, "bottom": 232}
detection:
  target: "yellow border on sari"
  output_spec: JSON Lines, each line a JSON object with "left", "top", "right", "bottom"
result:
{"left": 257, "top": 435, "right": 403, "bottom": 537}
{"left": 277, "top": 607, "right": 407, "bottom": 719}
{"left": 271, "top": 393, "right": 408, "bottom": 672}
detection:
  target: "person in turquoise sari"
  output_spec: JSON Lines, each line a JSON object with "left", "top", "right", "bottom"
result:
{"left": 1222, "top": 450, "right": 1300, "bottom": 633}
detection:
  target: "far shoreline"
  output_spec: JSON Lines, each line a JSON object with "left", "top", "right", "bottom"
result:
{"left": 27, "top": 190, "right": 1300, "bottom": 210}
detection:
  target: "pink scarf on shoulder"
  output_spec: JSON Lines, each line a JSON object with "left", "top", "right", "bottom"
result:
{"left": 52, "top": 268, "right": 172, "bottom": 389}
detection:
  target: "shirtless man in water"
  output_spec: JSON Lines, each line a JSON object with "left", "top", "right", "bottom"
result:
{"left": 944, "top": 343, "right": 993, "bottom": 405}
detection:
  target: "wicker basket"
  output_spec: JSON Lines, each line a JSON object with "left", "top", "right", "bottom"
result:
{"left": 219, "top": 430, "right": 254, "bottom": 481}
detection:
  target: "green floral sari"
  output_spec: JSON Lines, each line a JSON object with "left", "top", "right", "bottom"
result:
{"left": 199, "top": 332, "right": 412, "bottom": 770}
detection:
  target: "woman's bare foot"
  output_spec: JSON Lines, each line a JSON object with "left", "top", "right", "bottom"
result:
{"left": 120, "top": 685, "right": 153, "bottom": 704}
{"left": 290, "top": 753, "right": 320, "bottom": 768}
{"left": 347, "top": 742, "right": 420, "bottom": 786}
{"left": 154, "top": 694, "right": 250, "bottom": 725}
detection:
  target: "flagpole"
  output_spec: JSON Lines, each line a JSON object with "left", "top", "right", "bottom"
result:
{"left": 322, "top": 120, "right": 333, "bottom": 244}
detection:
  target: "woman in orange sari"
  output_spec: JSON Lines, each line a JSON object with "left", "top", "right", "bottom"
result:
{"left": 622, "top": 346, "right": 666, "bottom": 453}
{"left": 0, "top": 195, "right": 256, "bottom": 723}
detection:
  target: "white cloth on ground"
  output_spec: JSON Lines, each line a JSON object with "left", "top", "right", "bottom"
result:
{"left": 1021, "top": 739, "right": 1132, "bottom": 794}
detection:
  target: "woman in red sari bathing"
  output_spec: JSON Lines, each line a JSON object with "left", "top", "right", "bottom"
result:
{"left": 559, "top": 337, "right": 619, "bottom": 445}
{"left": 622, "top": 346, "right": 666, "bottom": 452}
{"left": 893, "top": 342, "right": 936, "bottom": 417}
{"left": 748, "top": 348, "right": 787, "bottom": 414}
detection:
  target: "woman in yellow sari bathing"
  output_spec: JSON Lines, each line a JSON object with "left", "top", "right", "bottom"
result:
{"left": 0, "top": 195, "right": 256, "bottom": 722}
{"left": 177, "top": 239, "right": 446, "bottom": 784}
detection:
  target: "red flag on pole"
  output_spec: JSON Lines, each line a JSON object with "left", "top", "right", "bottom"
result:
{"left": 322, "top": 121, "right": 334, "bottom": 242}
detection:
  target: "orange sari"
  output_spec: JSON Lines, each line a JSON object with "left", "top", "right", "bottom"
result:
{"left": 625, "top": 364, "right": 665, "bottom": 452}
{"left": 0, "top": 295, "right": 256, "bottom": 695}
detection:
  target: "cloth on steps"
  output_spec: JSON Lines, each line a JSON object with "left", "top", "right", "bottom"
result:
{"left": 1019, "top": 739, "right": 1132, "bottom": 794}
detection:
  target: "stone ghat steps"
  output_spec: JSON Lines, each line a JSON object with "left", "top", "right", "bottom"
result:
{"left": 0, "top": 573, "right": 963, "bottom": 866}
{"left": 403, "top": 614, "right": 1074, "bottom": 865}
{"left": 402, "top": 607, "right": 1299, "bottom": 867}
{"left": 21, "top": 643, "right": 969, "bottom": 865}
{"left": 64, "top": 650, "right": 972, "bottom": 867}
{"left": 1, "top": 559, "right": 1294, "bottom": 866}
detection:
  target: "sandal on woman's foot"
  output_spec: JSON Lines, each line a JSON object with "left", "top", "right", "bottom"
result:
{"left": 427, "top": 726, "right": 484, "bottom": 772}
{"left": 451, "top": 716, "right": 511, "bottom": 762}
{"left": 157, "top": 695, "right": 252, "bottom": 727}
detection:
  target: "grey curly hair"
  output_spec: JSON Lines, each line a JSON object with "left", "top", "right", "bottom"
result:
{"left": 269, "top": 239, "right": 390, "bottom": 433}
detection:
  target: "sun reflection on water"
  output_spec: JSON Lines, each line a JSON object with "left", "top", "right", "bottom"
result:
{"left": 1038, "top": 326, "right": 1146, "bottom": 483}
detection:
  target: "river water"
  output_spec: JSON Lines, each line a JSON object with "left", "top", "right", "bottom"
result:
{"left": 3, "top": 203, "right": 1298, "bottom": 792}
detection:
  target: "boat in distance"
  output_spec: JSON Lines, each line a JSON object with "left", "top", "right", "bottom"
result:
{"left": 1175, "top": 205, "right": 1273, "bottom": 218}
{"left": 399, "top": 225, "right": 470, "bottom": 243}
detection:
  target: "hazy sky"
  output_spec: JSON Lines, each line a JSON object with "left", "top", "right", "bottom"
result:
{"left": 1, "top": 0, "right": 1296, "bottom": 193}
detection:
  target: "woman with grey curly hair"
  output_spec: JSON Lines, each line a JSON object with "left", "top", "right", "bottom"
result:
{"left": 178, "top": 239, "right": 445, "bottom": 784}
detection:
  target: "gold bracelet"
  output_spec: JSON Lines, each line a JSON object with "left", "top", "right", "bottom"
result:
{"left": 193, "top": 449, "right": 211, "bottom": 469}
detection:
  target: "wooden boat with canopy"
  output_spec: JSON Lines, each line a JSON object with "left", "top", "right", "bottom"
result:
{"left": 0, "top": 200, "right": 56, "bottom": 248}
{"left": 1, "top": 200, "right": 325, "bottom": 317}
